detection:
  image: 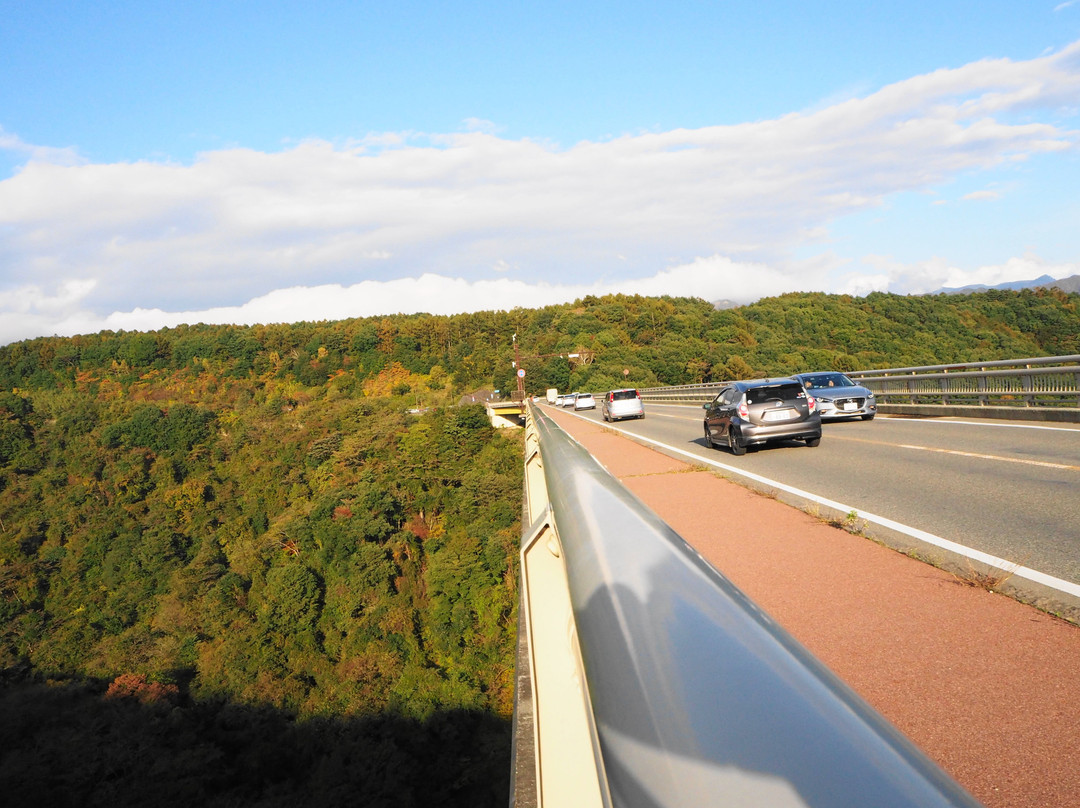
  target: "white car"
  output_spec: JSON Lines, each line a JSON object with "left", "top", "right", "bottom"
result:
{"left": 602, "top": 388, "right": 645, "bottom": 421}
{"left": 574, "top": 393, "right": 596, "bottom": 410}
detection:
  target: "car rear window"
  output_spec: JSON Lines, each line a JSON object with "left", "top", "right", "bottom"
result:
{"left": 611, "top": 389, "right": 638, "bottom": 401}
{"left": 800, "top": 373, "right": 853, "bottom": 389}
{"left": 746, "top": 384, "right": 805, "bottom": 404}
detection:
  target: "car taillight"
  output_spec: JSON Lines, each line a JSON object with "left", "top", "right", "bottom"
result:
{"left": 738, "top": 401, "right": 749, "bottom": 419}
{"left": 807, "top": 395, "right": 816, "bottom": 413}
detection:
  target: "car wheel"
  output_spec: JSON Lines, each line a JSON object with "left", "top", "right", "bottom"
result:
{"left": 728, "top": 429, "right": 746, "bottom": 456}
{"left": 704, "top": 423, "right": 714, "bottom": 448}
{"left": 861, "top": 414, "right": 875, "bottom": 421}
{"left": 805, "top": 437, "right": 821, "bottom": 447}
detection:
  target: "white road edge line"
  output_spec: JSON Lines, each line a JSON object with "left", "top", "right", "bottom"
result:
{"left": 564, "top": 409, "right": 1080, "bottom": 600}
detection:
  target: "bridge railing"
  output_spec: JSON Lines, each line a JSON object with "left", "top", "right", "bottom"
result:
{"left": 636, "top": 354, "right": 1080, "bottom": 418}
{"left": 512, "top": 401, "right": 980, "bottom": 807}
{"left": 847, "top": 355, "right": 1080, "bottom": 408}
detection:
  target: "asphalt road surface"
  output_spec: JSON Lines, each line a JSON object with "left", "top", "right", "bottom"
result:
{"left": 550, "top": 402, "right": 1080, "bottom": 588}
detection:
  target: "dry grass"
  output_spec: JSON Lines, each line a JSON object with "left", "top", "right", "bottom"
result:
{"left": 622, "top": 464, "right": 706, "bottom": 479}
{"left": 948, "top": 557, "right": 1021, "bottom": 593}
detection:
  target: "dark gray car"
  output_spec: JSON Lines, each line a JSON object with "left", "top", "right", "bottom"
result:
{"left": 703, "top": 378, "right": 822, "bottom": 456}
{"left": 791, "top": 372, "right": 876, "bottom": 421}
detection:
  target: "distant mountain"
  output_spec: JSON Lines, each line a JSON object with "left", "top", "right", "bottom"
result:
{"left": 937, "top": 274, "right": 1057, "bottom": 294}
{"left": 716, "top": 274, "right": 1079, "bottom": 310}
{"left": 935, "top": 274, "right": 1080, "bottom": 295}
{"left": 1041, "top": 274, "right": 1080, "bottom": 294}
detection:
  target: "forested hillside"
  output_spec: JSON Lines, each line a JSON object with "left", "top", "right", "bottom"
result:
{"left": 0, "top": 357, "right": 521, "bottom": 804}
{"left": 0, "top": 287, "right": 1077, "bottom": 805}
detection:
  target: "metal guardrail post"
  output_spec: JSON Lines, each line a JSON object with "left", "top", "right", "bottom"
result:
{"left": 514, "top": 402, "right": 981, "bottom": 807}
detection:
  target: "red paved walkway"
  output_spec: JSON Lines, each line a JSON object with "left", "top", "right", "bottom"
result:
{"left": 546, "top": 407, "right": 1080, "bottom": 808}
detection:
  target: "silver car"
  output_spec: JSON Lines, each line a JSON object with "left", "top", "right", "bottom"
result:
{"left": 602, "top": 388, "right": 645, "bottom": 421}
{"left": 792, "top": 372, "right": 876, "bottom": 421}
{"left": 703, "top": 378, "right": 822, "bottom": 456}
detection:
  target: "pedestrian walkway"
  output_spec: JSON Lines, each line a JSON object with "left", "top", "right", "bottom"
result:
{"left": 546, "top": 407, "right": 1080, "bottom": 808}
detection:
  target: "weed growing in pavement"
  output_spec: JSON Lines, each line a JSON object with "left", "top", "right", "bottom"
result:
{"left": 674, "top": 463, "right": 710, "bottom": 474}
{"left": 823, "top": 508, "right": 869, "bottom": 536}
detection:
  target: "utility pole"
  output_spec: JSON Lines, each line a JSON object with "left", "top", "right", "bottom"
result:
{"left": 512, "top": 334, "right": 526, "bottom": 402}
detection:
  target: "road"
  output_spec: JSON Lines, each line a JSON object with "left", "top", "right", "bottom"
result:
{"left": 549, "top": 402, "right": 1080, "bottom": 589}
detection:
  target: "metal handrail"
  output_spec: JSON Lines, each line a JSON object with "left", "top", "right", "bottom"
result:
{"left": 516, "top": 401, "right": 980, "bottom": 807}
{"left": 849, "top": 355, "right": 1080, "bottom": 376}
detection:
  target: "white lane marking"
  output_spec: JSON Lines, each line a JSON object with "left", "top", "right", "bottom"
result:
{"left": 896, "top": 443, "right": 1078, "bottom": 471}
{"left": 559, "top": 408, "right": 1080, "bottom": 600}
{"left": 909, "top": 419, "right": 1080, "bottom": 433}
{"left": 827, "top": 435, "right": 1080, "bottom": 472}
{"left": 638, "top": 410, "right": 696, "bottom": 420}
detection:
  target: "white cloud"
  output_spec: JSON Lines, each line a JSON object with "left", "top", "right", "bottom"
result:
{"left": 0, "top": 262, "right": 792, "bottom": 345}
{"left": 962, "top": 190, "right": 1002, "bottom": 201}
{"left": 0, "top": 126, "right": 83, "bottom": 167}
{"left": 1, "top": 41, "right": 1079, "bottom": 344}
{"left": 462, "top": 118, "right": 503, "bottom": 135}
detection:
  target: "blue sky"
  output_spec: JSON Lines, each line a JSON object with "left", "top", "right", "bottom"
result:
{"left": 2, "top": 1, "right": 1079, "bottom": 344}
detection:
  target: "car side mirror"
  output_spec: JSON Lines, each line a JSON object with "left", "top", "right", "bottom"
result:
{"left": 702, "top": 403, "right": 709, "bottom": 410}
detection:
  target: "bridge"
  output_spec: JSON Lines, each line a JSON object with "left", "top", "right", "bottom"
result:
{"left": 511, "top": 355, "right": 1080, "bottom": 807}
{"left": 486, "top": 399, "right": 527, "bottom": 429}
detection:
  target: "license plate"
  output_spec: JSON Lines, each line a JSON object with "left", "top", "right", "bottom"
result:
{"left": 842, "top": 402, "right": 858, "bottom": 411}
{"left": 763, "top": 409, "right": 795, "bottom": 421}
